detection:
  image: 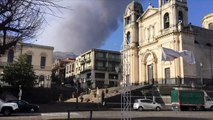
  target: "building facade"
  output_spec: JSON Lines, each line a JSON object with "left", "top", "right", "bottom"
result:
{"left": 122, "top": 0, "right": 213, "bottom": 86}
{"left": 65, "top": 49, "right": 121, "bottom": 89}
{"left": 0, "top": 42, "right": 54, "bottom": 87}
{"left": 52, "top": 58, "right": 75, "bottom": 86}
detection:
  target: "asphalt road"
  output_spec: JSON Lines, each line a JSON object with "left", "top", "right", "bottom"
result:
{"left": 1, "top": 111, "right": 213, "bottom": 120}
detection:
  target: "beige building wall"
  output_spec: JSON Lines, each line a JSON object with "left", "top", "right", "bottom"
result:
{"left": 123, "top": 0, "right": 213, "bottom": 86}
{"left": 0, "top": 42, "right": 54, "bottom": 87}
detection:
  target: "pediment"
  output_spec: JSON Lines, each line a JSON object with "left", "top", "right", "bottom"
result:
{"left": 138, "top": 7, "right": 158, "bottom": 21}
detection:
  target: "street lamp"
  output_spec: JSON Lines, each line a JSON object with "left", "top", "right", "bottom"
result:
{"left": 200, "top": 62, "right": 203, "bottom": 87}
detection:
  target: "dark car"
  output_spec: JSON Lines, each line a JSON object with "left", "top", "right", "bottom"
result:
{"left": 7, "top": 100, "right": 39, "bottom": 112}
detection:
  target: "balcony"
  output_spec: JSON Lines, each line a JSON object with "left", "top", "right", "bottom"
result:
{"left": 108, "top": 58, "right": 120, "bottom": 62}
{"left": 85, "top": 58, "right": 91, "bottom": 62}
{"left": 81, "top": 66, "right": 92, "bottom": 73}
{"left": 95, "top": 66, "right": 106, "bottom": 71}
{"left": 95, "top": 57, "right": 107, "bottom": 61}
{"left": 108, "top": 67, "right": 116, "bottom": 72}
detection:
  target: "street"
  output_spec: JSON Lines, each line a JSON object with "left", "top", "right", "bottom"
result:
{"left": 1, "top": 111, "right": 213, "bottom": 120}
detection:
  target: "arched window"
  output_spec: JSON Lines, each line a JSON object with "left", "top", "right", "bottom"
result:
{"left": 39, "top": 75, "right": 45, "bottom": 87}
{"left": 209, "top": 23, "right": 213, "bottom": 30}
{"left": 125, "top": 16, "right": 131, "bottom": 25}
{"left": 7, "top": 49, "right": 14, "bottom": 63}
{"left": 164, "top": 13, "right": 170, "bottom": 29}
{"left": 126, "top": 32, "right": 131, "bottom": 44}
{"left": 178, "top": 11, "right": 183, "bottom": 23}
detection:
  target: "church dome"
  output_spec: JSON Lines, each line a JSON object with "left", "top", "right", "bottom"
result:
{"left": 202, "top": 13, "right": 213, "bottom": 30}
{"left": 125, "top": 0, "right": 143, "bottom": 16}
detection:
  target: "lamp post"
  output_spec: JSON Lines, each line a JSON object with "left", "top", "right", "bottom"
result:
{"left": 200, "top": 62, "right": 203, "bottom": 88}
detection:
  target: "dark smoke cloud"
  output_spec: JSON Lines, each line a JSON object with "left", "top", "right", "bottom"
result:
{"left": 38, "top": 0, "right": 131, "bottom": 54}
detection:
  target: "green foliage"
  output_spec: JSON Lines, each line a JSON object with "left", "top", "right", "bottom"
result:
{"left": 52, "top": 74, "right": 63, "bottom": 85}
{"left": 2, "top": 54, "right": 37, "bottom": 88}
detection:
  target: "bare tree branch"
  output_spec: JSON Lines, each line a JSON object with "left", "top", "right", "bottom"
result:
{"left": 0, "top": 0, "right": 63, "bottom": 54}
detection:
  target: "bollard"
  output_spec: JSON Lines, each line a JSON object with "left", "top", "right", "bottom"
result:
{"left": 90, "top": 110, "right": 93, "bottom": 120}
{"left": 68, "top": 110, "right": 70, "bottom": 120}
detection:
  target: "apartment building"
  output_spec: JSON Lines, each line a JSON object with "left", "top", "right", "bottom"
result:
{"left": 70, "top": 49, "right": 121, "bottom": 89}
{"left": 52, "top": 58, "right": 75, "bottom": 85}
{"left": 0, "top": 42, "right": 54, "bottom": 87}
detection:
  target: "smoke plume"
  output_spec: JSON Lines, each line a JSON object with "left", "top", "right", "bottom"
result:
{"left": 38, "top": 0, "right": 131, "bottom": 54}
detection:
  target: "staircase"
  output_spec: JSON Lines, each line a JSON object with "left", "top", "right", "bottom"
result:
{"left": 65, "top": 85, "right": 143, "bottom": 103}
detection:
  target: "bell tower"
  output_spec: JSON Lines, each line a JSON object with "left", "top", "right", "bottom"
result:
{"left": 122, "top": 1, "right": 143, "bottom": 84}
{"left": 159, "top": 0, "right": 188, "bottom": 31}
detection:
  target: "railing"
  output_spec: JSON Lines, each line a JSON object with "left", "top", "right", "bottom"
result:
{"left": 95, "top": 66, "right": 106, "bottom": 71}
{"left": 95, "top": 57, "right": 106, "bottom": 61}
{"left": 108, "top": 58, "right": 120, "bottom": 62}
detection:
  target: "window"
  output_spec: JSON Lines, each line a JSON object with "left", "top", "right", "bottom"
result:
{"left": 209, "top": 23, "right": 213, "bottom": 30}
{"left": 165, "top": 68, "right": 170, "bottom": 84}
{"left": 95, "top": 61, "right": 105, "bottom": 70}
{"left": 95, "top": 52, "right": 105, "bottom": 58}
{"left": 40, "top": 56, "right": 46, "bottom": 68}
{"left": 164, "top": 13, "right": 170, "bottom": 29}
{"left": 27, "top": 55, "right": 32, "bottom": 65}
{"left": 7, "top": 49, "right": 14, "bottom": 63}
{"left": 72, "top": 64, "right": 74, "bottom": 72}
{"left": 95, "top": 73, "right": 105, "bottom": 78}
{"left": 178, "top": 11, "right": 183, "bottom": 23}
{"left": 126, "top": 16, "right": 131, "bottom": 25}
{"left": 39, "top": 75, "right": 45, "bottom": 87}
{"left": 126, "top": 32, "right": 131, "bottom": 44}
{"left": 109, "top": 74, "right": 118, "bottom": 79}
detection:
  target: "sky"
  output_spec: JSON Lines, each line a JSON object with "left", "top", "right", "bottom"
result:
{"left": 35, "top": 0, "right": 213, "bottom": 55}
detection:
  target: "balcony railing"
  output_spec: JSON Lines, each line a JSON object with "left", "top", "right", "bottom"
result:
{"left": 108, "top": 67, "right": 116, "bottom": 72}
{"left": 95, "top": 57, "right": 107, "bottom": 61}
{"left": 95, "top": 66, "right": 106, "bottom": 71}
{"left": 108, "top": 58, "right": 120, "bottom": 62}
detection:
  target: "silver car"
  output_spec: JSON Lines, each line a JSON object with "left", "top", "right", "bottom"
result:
{"left": 133, "top": 99, "right": 161, "bottom": 111}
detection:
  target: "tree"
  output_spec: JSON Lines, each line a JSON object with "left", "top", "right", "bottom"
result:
{"left": 2, "top": 54, "right": 37, "bottom": 88}
{"left": 0, "top": 0, "right": 62, "bottom": 54}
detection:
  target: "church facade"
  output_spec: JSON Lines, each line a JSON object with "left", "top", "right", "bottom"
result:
{"left": 122, "top": 0, "right": 213, "bottom": 86}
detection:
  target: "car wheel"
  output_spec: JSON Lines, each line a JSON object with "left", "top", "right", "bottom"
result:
{"left": 3, "top": 108, "right": 12, "bottom": 116}
{"left": 156, "top": 107, "right": 161, "bottom": 111}
{"left": 30, "top": 108, "right": 35, "bottom": 112}
{"left": 138, "top": 106, "right": 143, "bottom": 111}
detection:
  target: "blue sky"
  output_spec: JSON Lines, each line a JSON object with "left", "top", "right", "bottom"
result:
{"left": 36, "top": 0, "right": 213, "bottom": 54}
{"left": 99, "top": 0, "right": 213, "bottom": 52}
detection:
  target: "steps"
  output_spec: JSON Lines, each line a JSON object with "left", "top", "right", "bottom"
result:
{"left": 65, "top": 85, "right": 143, "bottom": 103}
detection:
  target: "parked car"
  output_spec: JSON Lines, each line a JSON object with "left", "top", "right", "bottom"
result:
{"left": 7, "top": 100, "right": 39, "bottom": 112}
{"left": 0, "top": 99, "right": 19, "bottom": 116}
{"left": 133, "top": 99, "right": 161, "bottom": 111}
